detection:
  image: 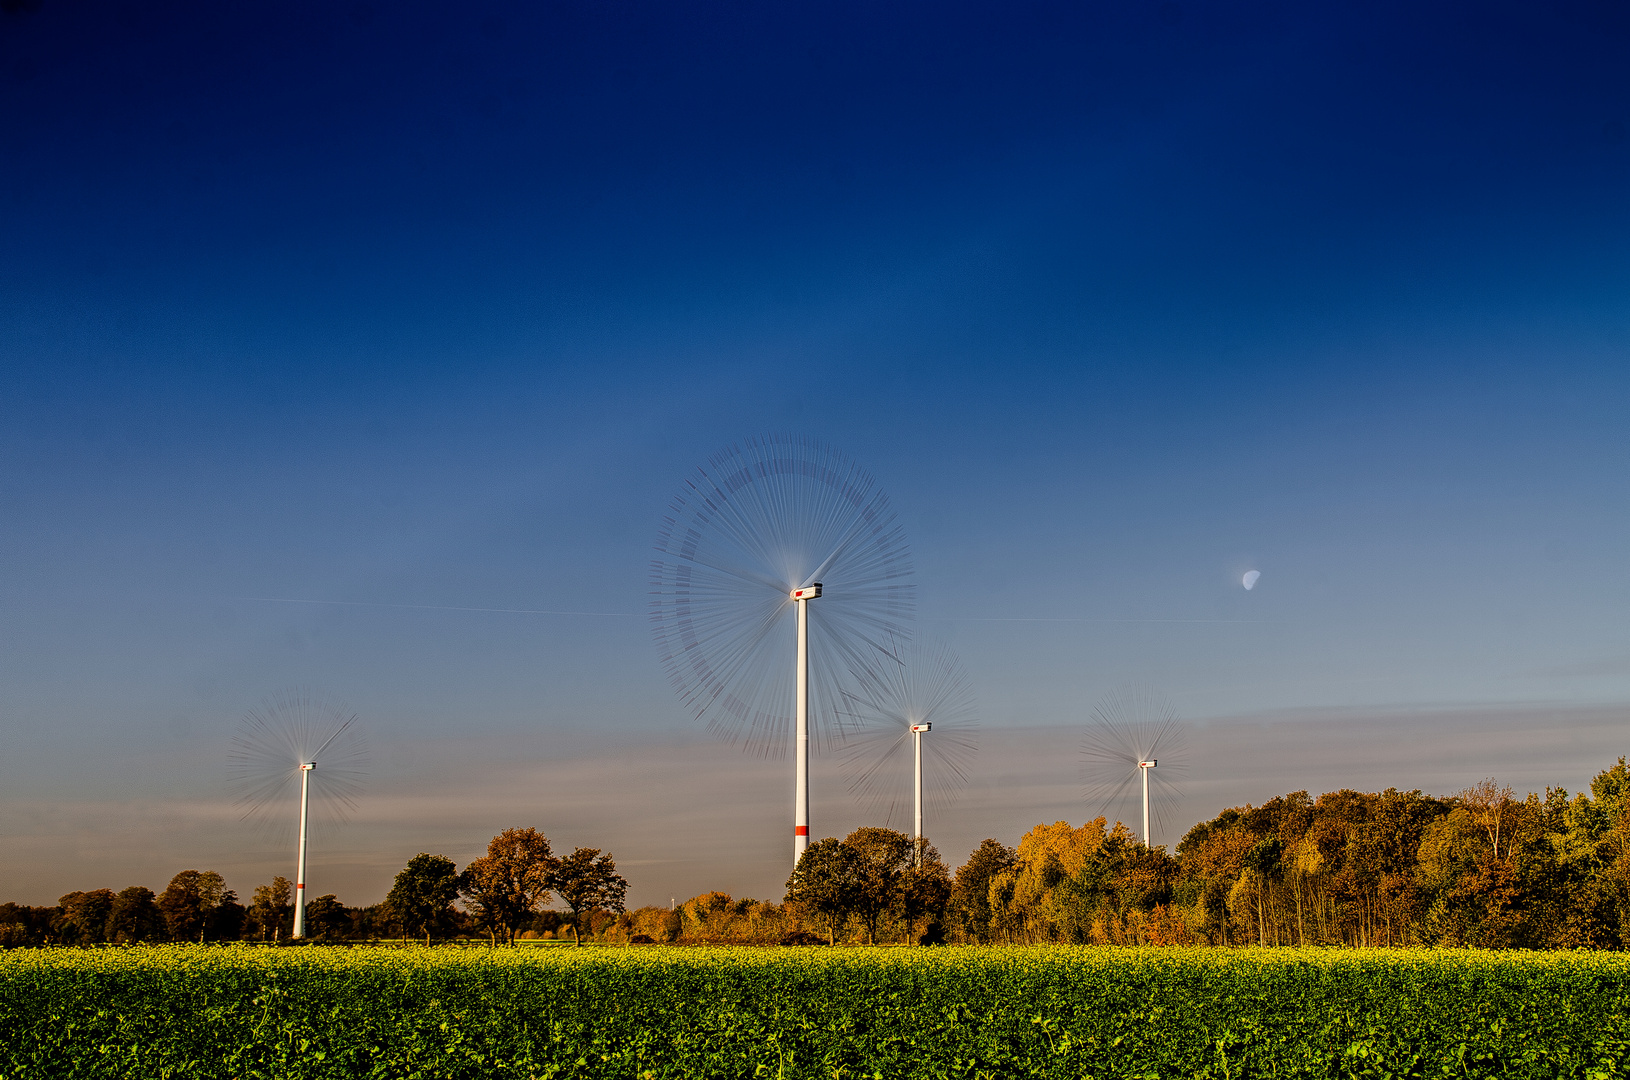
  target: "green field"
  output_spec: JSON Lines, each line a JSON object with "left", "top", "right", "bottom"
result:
{"left": 3, "top": 945, "right": 1628, "bottom": 1079}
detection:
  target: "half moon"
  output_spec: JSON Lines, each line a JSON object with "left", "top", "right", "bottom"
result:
{"left": 1242, "top": 570, "right": 1260, "bottom": 590}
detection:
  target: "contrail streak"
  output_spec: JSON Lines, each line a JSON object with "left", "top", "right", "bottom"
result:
{"left": 232, "top": 597, "right": 641, "bottom": 617}
{"left": 232, "top": 597, "right": 1262, "bottom": 624}
{"left": 928, "top": 616, "right": 1266, "bottom": 624}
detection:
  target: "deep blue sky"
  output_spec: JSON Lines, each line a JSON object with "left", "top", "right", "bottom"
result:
{"left": 3, "top": 0, "right": 1630, "bottom": 906}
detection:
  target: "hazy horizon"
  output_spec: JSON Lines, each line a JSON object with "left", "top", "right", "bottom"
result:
{"left": 4, "top": 702, "right": 1624, "bottom": 908}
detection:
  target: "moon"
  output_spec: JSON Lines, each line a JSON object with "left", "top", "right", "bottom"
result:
{"left": 1242, "top": 570, "right": 1260, "bottom": 590}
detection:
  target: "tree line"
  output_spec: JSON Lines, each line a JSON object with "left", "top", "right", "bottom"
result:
{"left": 388, "top": 828, "right": 628, "bottom": 945}
{"left": 612, "top": 758, "right": 1630, "bottom": 948}
{"left": 0, "top": 828, "right": 627, "bottom": 948}
{"left": 936, "top": 758, "right": 1630, "bottom": 948}
{"left": 10, "top": 759, "right": 1630, "bottom": 949}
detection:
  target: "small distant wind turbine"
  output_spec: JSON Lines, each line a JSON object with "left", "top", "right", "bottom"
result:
{"left": 229, "top": 691, "right": 367, "bottom": 940}
{"left": 838, "top": 637, "right": 978, "bottom": 858}
{"left": 1081, "top": 685, "right": 1186, "bottom": 847}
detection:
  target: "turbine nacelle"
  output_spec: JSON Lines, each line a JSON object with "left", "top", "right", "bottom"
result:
{"left": 301, "top": 762, "right": 317, "bottom": 771}
{"left": 791, "top": 583, "right": 822, "bottom": 600}
{"left": 1139, "top": 759, "right": 1157, "bottom": 769}
{"left": 911, "top": 723, "right": 931, "bottom": 733}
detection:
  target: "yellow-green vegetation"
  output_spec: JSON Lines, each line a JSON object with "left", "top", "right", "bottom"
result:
{"left": 4, "top": 945, "right": 1629, "bottom": 1079}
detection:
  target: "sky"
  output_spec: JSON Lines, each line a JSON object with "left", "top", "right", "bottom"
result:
{"left": 3, "top": 0, "right": 1630, "bottom": 909}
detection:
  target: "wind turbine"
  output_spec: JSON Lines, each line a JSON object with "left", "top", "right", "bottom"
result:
{"left": 651, "top": 436, "right": 916, "bottom": 868}
{"left": 837, "top": 637, "right": 979, "bottom": 859}
{"left": 1081, "top": 685, "right": 1185, "bottom": 848}
{"left": 229, "top": 691, "right": 367, "bottom": 940}
{"left": 288, "top": 713, "right": 359, "bottom": 938}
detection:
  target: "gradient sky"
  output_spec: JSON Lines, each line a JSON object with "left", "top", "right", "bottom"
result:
{"left": 3, "top": 0, "right": 1630, "bottom": 908}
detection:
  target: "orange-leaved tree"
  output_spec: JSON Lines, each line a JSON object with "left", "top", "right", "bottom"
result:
{"left": 460, "top": 828, "right": 555, "bottom": 945}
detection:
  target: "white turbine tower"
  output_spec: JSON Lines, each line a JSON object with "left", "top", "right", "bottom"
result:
{"left": 229, "top": 692, "right": 367, "bottom": 940}
{"left": 294, "top": 760, "right": 315, "bottom": 936}
{"left": 792, "top": 581, "right": 820, "bottom": 857}
{"left": 912, "top": 722, "right": 930, "bottom": 852}
{"left": 838, "top": 637, "right": 979, "bottom": 860}
{"left": 651, "top": 436, "right": 915, "bottom": 869}
{"left": 1138, "top": 758, "right": 1157, "bottom": 849}
{"left": 1081, "top": 685, "right": 1185, "bottom": 848}
{"left": 287, "top": 715, "right": 358, "bottom": 938}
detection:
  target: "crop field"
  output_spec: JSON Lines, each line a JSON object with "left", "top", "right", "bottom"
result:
{"left": 2, "top": 946, "right": 1628, "bottom": 1080}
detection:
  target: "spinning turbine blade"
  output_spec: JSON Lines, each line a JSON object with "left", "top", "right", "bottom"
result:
{"left": 650, "top": 435, "right": 916, "bottom": 866}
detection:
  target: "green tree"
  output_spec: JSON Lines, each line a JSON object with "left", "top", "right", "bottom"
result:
{"left": 785, "top": 837, "right": 857, "bottom": 944}
{"left": 900, "top": 840, "right": 953, "bottom": 943}
{"left": 351, "top": 901, "right": 409, "bottom": 941}
{"left": 1588, "top": 759, "right": 1630, "bottom": 943}
{"left": 953, "top": 839, "right": 1016, "bottom": 943}
{"left": 843, "top": 827, "right": 914, "bottom": 944}
{"left": 387, "top": 853, "right": 462, "bottom": 945}
{"left": 249, "top": 877, "right": 293, "bottom": 941}
{"left": 460, "top": 827, "right": 555, "bottom": 944}
{"left": 304, "top": 894, "right": 350, "bottom": 941}
{"left": 551, "top": 847, "right": 629, "bottom": 944}
{"left": 106, "top": 886, "right": 165, "bottom": 943}
{"left": 158, "top": 870, "right": 228, "bottom": 942}
{"left": 207, "top": 893, "right": 246, "bottom": 941}
{"left": 55, "top": 889, "right": 115, "bottom": 945}
{"left": 0, "top": 904, "right": 55, "bottom": 946}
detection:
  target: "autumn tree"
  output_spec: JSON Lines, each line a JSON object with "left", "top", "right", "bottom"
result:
{"left": 1461, "top": 778, "right": 1517, "bottom": 862}
{"left": 460, "top": 827, "right": 555, "bottom": 944}
{"left": 387, "top": 853, "right": 461, "bottom": 945}
{"left": 551, "top": 847, "right": 629, "bottom": 945}
{"left": 988, "top": 819, "right": 1111, "bottom": 944}
{"left": 680, "top": 891, "right": 737, "bottom": 941}
{"left": 1176, "top": 810, "right": 1255, "bottom": 944}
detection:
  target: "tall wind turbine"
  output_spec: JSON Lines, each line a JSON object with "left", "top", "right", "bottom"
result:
{"left": 229, "top": 691, "right": 367, "bottom": 940}
{"left": 650, "top": 436, "right": 915, "bottom": 867}
{"left": 1081, "top": 685, "right": 1186, "bottom": 848}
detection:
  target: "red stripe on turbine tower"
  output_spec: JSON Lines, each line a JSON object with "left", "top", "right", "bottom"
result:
{"left": 795, "top": 826, "right": 809, "bottom": 835}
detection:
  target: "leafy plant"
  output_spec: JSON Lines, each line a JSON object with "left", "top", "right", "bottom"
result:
{"left": 2, "top": 945, "right": 1627, "bottom": 1079}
